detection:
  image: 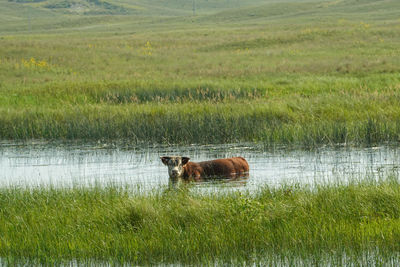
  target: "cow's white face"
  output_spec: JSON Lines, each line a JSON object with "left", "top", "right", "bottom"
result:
{"left": 160, "top": 156, "right": 190, "bottom": 178}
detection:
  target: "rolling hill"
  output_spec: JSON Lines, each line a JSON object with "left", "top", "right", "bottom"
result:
{"left": 1, "top": 0, "right": 399, "bottom": 35}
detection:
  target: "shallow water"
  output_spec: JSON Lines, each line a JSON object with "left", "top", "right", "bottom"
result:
{"left": 0, "top": 141, "right": 399, "bottom": 190}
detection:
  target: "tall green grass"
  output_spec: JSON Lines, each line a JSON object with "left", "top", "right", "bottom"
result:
{"left": 1, "top": 105, "right": 399, "bottom": 145}
{"left": 1, "top": 92, "right": 400, "bottom": 144}
{"left": 1, "top": 178, "right": 400, "bottom": 265}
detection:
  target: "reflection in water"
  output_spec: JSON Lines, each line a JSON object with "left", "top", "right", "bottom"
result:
{"left": 168, "top": 174, "right": 250, "bottom": 189}
{"left": 0, "top": 141, "right": 399, "bottom": 191}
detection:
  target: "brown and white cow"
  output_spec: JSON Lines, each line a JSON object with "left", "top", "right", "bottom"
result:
{"left": 160, "top": 156, "right": 249, "bottom": 181}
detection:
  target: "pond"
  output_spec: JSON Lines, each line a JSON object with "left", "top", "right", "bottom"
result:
{"left": 1, "top": 141, "right": 399, "bottom": 191}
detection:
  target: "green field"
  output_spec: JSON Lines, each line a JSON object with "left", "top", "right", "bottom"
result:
{"left": 1, "top": 0, "right": 400, "bottom": 144}
{"left": 2, "top": 1, "right": 400, "bottom": 263}
{"left": 1, "top": 178, "right": 400, "bottom": 265}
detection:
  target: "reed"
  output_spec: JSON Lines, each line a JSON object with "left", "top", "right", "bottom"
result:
{"left": 1, "top": 100, "right": 400, "bottom": 145}
{"left": 1, "top": 178, "right": 400, "bottom": 265}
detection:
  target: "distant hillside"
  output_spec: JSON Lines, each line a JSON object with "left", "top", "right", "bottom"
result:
{"left": 6, "top": 0, "right": 131, "bottom": 15}
{"left": 0, "top": 0, "right": 270, "bottom": 34}
{"left": 3, "top": 0, "right": 272, "bottom": 17}
{"left": 196, "top": 0, "right": 400, "bottom": 23}
{"left": 0, "top": 0, "right": 398, "bottom": 35}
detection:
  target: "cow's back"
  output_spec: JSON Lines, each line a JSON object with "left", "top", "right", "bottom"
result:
{"left": 199, "top": 157, "right": 249, "bottom": 177}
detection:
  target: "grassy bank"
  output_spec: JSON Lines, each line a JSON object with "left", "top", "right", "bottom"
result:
{"left": 1, "top": 179, "right": 400, "bottom": 265}
{"left": 2, "top": 102, "right": 400, "bottom": 145}
{"left": 1, "top": 0, "right": 400, "bottom": 144}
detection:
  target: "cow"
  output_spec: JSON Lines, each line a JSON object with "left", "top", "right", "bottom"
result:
{"left": 160, "top": 156, "right": 249, "bottom": 181}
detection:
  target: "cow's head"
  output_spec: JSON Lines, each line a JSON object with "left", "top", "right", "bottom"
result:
{"left": 160, "top": 156, "right": 190, "bottom": 178}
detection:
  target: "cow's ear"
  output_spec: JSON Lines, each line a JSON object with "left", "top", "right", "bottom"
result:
{"left": 182, "top": 157, "right": 190, "bottom": 165}
{"left": 160, "top": 156, "right": 170, "bottom": 165}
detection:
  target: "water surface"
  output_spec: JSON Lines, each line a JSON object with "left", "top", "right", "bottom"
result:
{"left": 1, "top": 142, "right": 399, "bottom": 191}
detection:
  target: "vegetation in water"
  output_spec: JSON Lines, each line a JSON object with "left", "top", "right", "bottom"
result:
{"left": 1, "top": 178, "right": 400, "bottom": 265}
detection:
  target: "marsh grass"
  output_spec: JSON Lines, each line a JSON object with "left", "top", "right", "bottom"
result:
{"left": 1, "top": 98, "right": 400, "bottom": 145}
{"left": 1, "top": 178, "right": 400, "bottom": 265}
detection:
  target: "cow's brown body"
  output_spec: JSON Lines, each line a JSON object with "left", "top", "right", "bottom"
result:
{"left": 182, "top": 157, "right": 249, "bottom": 180}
